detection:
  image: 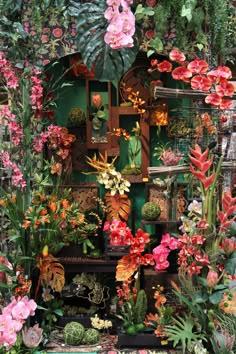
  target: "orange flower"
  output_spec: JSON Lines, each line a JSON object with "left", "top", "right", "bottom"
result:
{"left": 33, "top": 220, "right": 41, "bottom": 229}
{"left": 61, "top": 199, "right": 70, "bottom": 209}
{"left": 155, "top": 295, "right": 167, "bottom": 309}
{"left": 0, "top": 199, "right": 7, "bottom": 207}
{"left": 41, "top": 216, "right": 50, "bottom": 224}
{"left": 207, "top": 125, "right": 217, "bottom": 134}
{"left": 60, "top": 210, "right": 67, "bottom": 219}
{"left": 51, "top": 162, "right": 62, "bottom": 176}
{"left": 92, "top": 94, "right": 102, "bottom": 109}
{"left": 57, "top": 148, "right": 70, "bottom": 160}
{"left": 39, "top": 208, "right": 48, "bottom": 216}
{"left": 48, "top": 202, "right": 57, "bottom": 213}
{"left": 22, "top": 220, "right": 31, "bottom": 229}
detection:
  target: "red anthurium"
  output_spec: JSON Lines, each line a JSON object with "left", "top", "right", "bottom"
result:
{"left": 187, "top": 58, "right": 209, "bottom": 74}
{"left": 157, "top": 60, "right": 172, "bottom": 72}
{"left": 205, "top": 93, "right": 222, "bottom": 106}
{"left": 169, "top": 49, "right": 186, "bottom": 62}
{"left": 191, "top": 75, "right": 212, "bottom": 91}
{"left": 220, "top": 99, "right": 233, "bottom": 110}
{"left": 216, "top": 79, "right": 235, "bottom": 97}
{"left": 172, "top": 66, "right": 192, "bottom": 81}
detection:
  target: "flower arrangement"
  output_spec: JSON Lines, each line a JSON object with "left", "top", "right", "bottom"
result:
{"left": 0, "top": 296, "right": 41, "bottom": 352}
{"left": 90, "top": 314, "right": 112, "bottom": 331}
{"left": 151, "top": 143, "right": 236, "bottom": 353}
{"left": 103, "top": 219, "right": 132, "bottom": 247}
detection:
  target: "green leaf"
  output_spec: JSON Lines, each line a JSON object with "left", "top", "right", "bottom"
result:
{"left": 196, "top": 43, "right": 204, "bottom": 51}
{"left": 149, "top": 37, "right": 164, "bottom": 52}
{"left": 71, "top": 0, "right": 139, "bottom": 81}
{"left": 147, "top": 49, "right": 155, "bottom": 57}
{"left": 224, "top": 251, "right": 236, "bottom": 275}
{"left": 53, "top": 309, "right": 63, "bottom": 316}
{"left": 209, "top": 291, "right": 224, "bottom": 304}
{"left": 92, "top": 117, "right": 102, "bottom": 130}
{"left": 96, "top": 110, "right": 105, "bottom": 119}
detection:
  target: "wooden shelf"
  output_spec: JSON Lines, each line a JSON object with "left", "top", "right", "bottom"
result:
{"left": 59, "top": 256, "right": 117, "bottom": 273}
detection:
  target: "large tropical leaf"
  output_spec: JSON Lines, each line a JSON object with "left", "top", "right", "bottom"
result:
{"left": 68, "top": 0, "right": 139, "bottom": 81}
{"left": 116, "top": 254, "right": 138, "bottom": 281}
{"left": 104, "top": 192, "right": 131, "bottom": 222}
{"left": 36, "top": 253, "right": 65, "bottom": 293}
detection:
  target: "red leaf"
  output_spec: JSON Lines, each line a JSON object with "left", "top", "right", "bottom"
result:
{"left": 203, "top": 173, "right": 215, "bottom": 189}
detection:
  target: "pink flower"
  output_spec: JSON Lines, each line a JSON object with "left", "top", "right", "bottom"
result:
{"left": 160, "top": 148, "right": 182, "bottom": 166}
{"left": 103, "top": 221, "right": 110, "bottom": 231}
{"left": 205, "top": 93, "right": 222, "bottom": 106}
{"left": 220, "top": 98, "right": 233, "bottom": 110}
{"left": 221, "top": 238, "right": 235, "bottom": 254}
{"left": 187, "top": 58, "right": 209, "bottom": 74}
{"left": 92, "top": 94, "right": 103, "bottom": 109}
{"left": 191, "top": 75, "right": 212, "bottom": 91}
{"left": 169, "top": 49, "right": 186, "bottom": 62}
{"left": 22, "top": 324, "right": 43, "bottom": 349}
{"left": 216, "top": 79, "right": 235, "bottom": 97}
{"left": 11, "top": 301, "right": 30, "bottom": 321}
{"left": 155, "top": 260, "right": 169, "bottom": 271}
{"left": 157, "top": 60, "right": 172, "bottom": 73}
{"left": 172, "top": 66, "right": 192, "bottom": 81}
{"left": 145, "top": 30, "right": 155, "bottom": 39}
{"left": 146, "top": 0, "right": 156, "bottom": 6}
{"left": 52, "top": 28, "right": 63, "bottom": 38}
{"left": 206, "top": 270, "right": 219, "bottom": 288}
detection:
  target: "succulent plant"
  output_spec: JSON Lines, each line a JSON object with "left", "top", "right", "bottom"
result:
{"left": 83, "top": 328, "right": 100, "bottom": 345}
{"left": 141, "top": 201, "right": 161, "bottom": 221}
{"left": 63, "top": 321, "right": 85, "bottom": 346}
{"left": 22, "top": 324, "right": 43, "bottom": 349}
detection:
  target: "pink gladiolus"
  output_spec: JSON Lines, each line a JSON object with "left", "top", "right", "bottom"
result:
{"left": 206, "top": 270, "right": 219, "bottom": 287}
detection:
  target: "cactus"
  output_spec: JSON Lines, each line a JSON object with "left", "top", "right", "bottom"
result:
{"left": 83, "top": 328, "right": 100, "bottom": 344}
{"left": 141, "top": 201, "right": 161, "bottom": 221}
{"left": 133, "top": 289, "right": 148, "bottom": 324}
{"left": 63, "top": 322, "right": 85, "bottom": 345}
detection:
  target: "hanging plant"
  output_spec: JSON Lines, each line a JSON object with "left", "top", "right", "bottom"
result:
{"left": 68, "top": 0, "right": 139, "bottom": 81}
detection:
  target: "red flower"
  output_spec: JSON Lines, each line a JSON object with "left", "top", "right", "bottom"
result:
{"left": 169, "top": 49, "right": 186, "bottom": 62}
{"left": 145, "top": 30, "right": 155, "bottom": 39}
{"left": 191, "top": 75, "right": 212, "bottom": 91}
{"left": 157, "top": 60, "right": 172, "bottom": 72}
{"left": 206, "top": 270, "right": 219, "bottom": 288}
{"left": 205, "top": 93, "right": 221, "bottom": 106}
{"left": 172, "top": 66, "right": 192, "bottom": 81}
{"left": 187, "top": 58, "right": 208, "bottom": 74}
{"left": 207, "top": 66, "right": 232, "bottom": 81}
{"left": 188, "top": 262, "right": 202, "bottom": 276}
{"left": 146, "top": 0, "right": 157, "bottom": 6}
{"left": 52, "top": 27, "right": 63, "bottom": 38}
{"left": 216, "top": 79, "right": 235, "bottom": 97}
{"left": 220, "top": 98, "right": 233, "bottom": 110}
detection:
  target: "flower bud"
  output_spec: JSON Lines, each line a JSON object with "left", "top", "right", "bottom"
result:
{"left": 92, "top": 94, "right": 102, "bottom": 109}
{"left": 222, "top": 238, "right": 235, "bottom": 254}
{"left": 206, "top": 270, "right": 219, "bottom": 288}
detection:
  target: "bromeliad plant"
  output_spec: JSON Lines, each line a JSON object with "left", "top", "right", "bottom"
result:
{"left": 152, "top": 144, "right": 236, "bottom": 353}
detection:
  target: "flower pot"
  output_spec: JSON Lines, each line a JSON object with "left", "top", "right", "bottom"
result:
{"left": 116, "top": 332, "right": 172, "bottom": 349}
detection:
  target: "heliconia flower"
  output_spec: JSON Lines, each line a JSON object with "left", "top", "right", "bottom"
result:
{"left": 206, "top": 270, "right": 219, "bottom": 288}
{"left": 205, "top": 93, "right": 221, "bottom": 106}
{"left": 157, "top": 60, "right": 172, "bottom": 72}
{"left": 190, "top": 75, "right": 212, "bottom": 91}
{"left": 169, "top": 49, "right": 186, "bottom": 62}
{"left": 22, "top": 324, "right": 43, "bottom": 349}
{"left": 218, "top": 187, "right": 236, "bottom": 231}
{"left": 197, "top": 219, "right": 208, "bottom": 229}
{"left": 187, "top": 58, "right": 209, "bottom": 74}
{"left": 92, "top": 94, "right": 102, "bottom": 109}
{"left": 216, "top": 79, "right": 235, "bottom": 97}
{"left": 220, "top": 99, "right": 233, "bottom": 110}
{"left": 172, "top": 66, "right": 192, "bottom": 81}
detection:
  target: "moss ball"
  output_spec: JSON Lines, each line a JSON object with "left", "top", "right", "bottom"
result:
{"left": 141, "top": 202, "right": 161, "bottom": 221}
{"left": 83, "top": 328, "right": 100, "bottom": 345}
{"left": 63, "top": 321, "right": 85, "bottom": 346}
